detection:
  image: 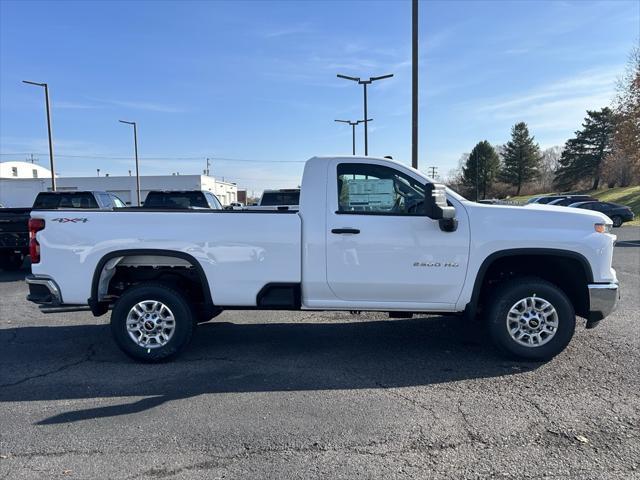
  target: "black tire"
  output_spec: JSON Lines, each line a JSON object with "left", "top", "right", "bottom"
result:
{"left": 0, "top": 252, "right": 24, "bottom": 271}
{"left": 611, "top": 215, "right": 623, "bottom": 228}
{"left": 486, "top": 276, "right": 575, "bottom": 361}
{"left": 110, "top": 283, "right": 195, "bottom": 362}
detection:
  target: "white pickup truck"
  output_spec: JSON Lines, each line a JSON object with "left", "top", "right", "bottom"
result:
{"left": 25, "top": 156, "right": 618, "bottom": 362}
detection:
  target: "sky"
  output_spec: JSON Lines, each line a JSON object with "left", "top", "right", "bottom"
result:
{"left": 1, "top": 0, "right": 638, "bottom": 194}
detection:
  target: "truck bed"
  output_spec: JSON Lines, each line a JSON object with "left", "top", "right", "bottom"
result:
{"left": 31, "top": 209, "right": 302, "bottom": 306}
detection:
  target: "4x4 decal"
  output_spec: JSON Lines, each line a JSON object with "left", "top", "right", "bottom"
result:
{"left": 51, "top": 218, "right": 89, "bottom": 223}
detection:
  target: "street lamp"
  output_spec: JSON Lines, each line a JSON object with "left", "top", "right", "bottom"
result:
{"left": 337, "top": 73, "right": 393, "bottom": 156}
{"left": 119, "top": 120, "right": 141, "bottom": 206}
{"left": 22, "top": 80, "right": 56, "bottom": 191}
{"left": 411, "top": 0, "right": 419, "bottom": 169}
{"left": 334, "top": 119, "right": 373, "bottom": 155}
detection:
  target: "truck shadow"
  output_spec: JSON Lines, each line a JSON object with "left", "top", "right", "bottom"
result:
{"left": 0, "top": 316, "right": 542, "bottom": 425}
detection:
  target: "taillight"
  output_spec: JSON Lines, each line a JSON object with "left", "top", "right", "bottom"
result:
{"left": 29, "top": 218, "right": 45, "bottom": 263}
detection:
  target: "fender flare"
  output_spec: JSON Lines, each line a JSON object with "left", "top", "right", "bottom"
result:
{"left": 464, "top": 248, "right": 594, "bottom": 319}
{"left": 88, "top": 249, "right": 213, "bottom": 316}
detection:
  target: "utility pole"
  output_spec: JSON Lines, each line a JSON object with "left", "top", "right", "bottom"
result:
{"left": 206, "top": 158, "right": 211, "bottom": 176}
{"left": 27, "top": 154, "right": 38, "bottom": 164}
{"left": 428, "top": 166, "right": 438, "bottom": 178}
{"left": 119, "top": 120, "right": 141, "bottom": 206}
{"left": 334, "top": 119, "right": 372, "bottom": 155}
{"left": 337, "top": 73, "right": 393, "bottom": 155}
{"left": 411, "top": 0, "right": 419, "bottom": 169}
{"left": 97, "top": 168, "right": 100, "bottom": 177}
{"left": 23, "top": 80, "right": 56, "bottom": 191}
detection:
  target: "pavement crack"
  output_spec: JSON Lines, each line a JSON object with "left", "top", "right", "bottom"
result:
{"left": 456, "top": 400, "right": 486, "bottom": 444}
{"left": 0, "top": 342, "right": 96, "bottom": 388}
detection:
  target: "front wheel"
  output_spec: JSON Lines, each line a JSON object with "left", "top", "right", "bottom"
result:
{"left": 486, "top": 277, "right": 575, "bottom": 361}
{"left": 111, "top": 283, "right": 195, "bottom": 362}
{"left": 611, "top": 215, "right": 623, "bottom": 228}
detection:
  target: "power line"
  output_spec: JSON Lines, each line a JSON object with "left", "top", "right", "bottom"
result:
{"left": 0, "top": 152, "right": 305, "bottom": 163}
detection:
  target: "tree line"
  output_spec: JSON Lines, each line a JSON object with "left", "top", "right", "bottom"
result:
{"left": 449, "top": 47, "right": 639, "bottom": 199}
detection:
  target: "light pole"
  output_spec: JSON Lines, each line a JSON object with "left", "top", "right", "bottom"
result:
{"left": 334, "top": 119, "right": 372, "bottom": 155}
{"left": 337, "top": 73, "right": 393, "bottom": 156}
{"left": 411, "top": 0, "right": 419, "bottom": 169}
{"left": 23, "top": 80, "right": 56, "bottom": 191}
{"left": 119, "top": 120, "right": 141, "bottom": 206}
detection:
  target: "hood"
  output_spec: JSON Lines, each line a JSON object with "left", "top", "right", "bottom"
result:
{"left": 462, "top": 201, "right": 612, "bottom": 229}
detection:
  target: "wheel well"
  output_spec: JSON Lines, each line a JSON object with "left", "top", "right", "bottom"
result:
{"left": 475, "top": 253, "right": 590, "bottom": 319}
{"left": 90, "top": 251, "right": 213, "bottom": 316}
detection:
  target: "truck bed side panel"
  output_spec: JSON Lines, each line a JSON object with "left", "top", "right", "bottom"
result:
{"left": 31, "top": 210, "right": 301, "bottom": 306}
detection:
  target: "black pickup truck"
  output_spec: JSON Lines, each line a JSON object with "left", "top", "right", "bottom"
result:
{"left": 142, "top": 190, "right": 223, "bottom": 210}
{"left": 0, "top": 191, "right": 126, "bottom": 270}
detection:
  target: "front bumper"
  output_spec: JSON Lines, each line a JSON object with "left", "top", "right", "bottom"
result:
{"left": 586, "top": 282, "right": 619, "bottom": 328}
{"left": 26, "top": 274, "right": 62, "bottom": 306}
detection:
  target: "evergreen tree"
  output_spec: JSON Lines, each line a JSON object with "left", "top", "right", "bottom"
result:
{"left": 500, "top": 122, "right": 541, "bottom": 195}
{"left": 554, "top": 108, "right": 615, "bottom": 190}
{"left": 462, "top": 141, "right": 500, "bottom": 200}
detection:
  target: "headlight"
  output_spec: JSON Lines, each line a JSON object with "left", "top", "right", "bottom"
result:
{"left": 594, "top": 223, "right": 612, "bottom": 233}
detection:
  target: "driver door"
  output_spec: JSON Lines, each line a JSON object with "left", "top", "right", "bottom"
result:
{"left": 325, "top": 159, "right": 468, "bottom": 306}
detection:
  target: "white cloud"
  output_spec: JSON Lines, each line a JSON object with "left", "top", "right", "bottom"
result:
{"left": 472, "top": 65, "right": 621, "bottom": 131}
{"left": 86, "top": 97, "right": 186, "bottom": 113}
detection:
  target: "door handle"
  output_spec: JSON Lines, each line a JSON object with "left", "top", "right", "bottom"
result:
{"left": 331, "top": 228, "right": 360, "bottom": 234}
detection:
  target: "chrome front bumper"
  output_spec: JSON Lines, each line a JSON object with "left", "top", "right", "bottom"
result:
{"left": 26, "top": 274, "right": 62, "bottom": 306}
{"left": 586, "top": 282, "right": 619, "bottom": 328}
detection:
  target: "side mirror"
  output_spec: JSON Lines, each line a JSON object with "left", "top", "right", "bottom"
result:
{"left": 424, "top": 183, "right": 456, "bottom": 220}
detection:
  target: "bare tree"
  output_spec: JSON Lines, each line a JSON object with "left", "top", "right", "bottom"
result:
{"left": 604, "top": 45, "right": 640, "bottom": 186}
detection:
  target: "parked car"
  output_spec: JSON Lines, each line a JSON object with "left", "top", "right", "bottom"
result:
{"left": 224, "top": 201, "right": 245, "bottom": 210}
{"left": 143, "top": 190, "right": 222, "bottom": 210}
{"left": 547, "top": 195, "right": 596, "bottom": 207}
{"left": 0, "top": 191, "right": 126, "bottom": 271}
{"left": 568, "top": 201, "right": 634, "bottom": 227}
{"left": 525, "top": 195, "right": 569, "bottom": 205}
{"left": 32, "top": 191, "right": 127, "bottom": 210}
{"left": 26, "top": 155, "right": 618, "bottom": 363}
{"left": 0, "top": 207, "right": 31, "bottom": 270}
{"left": 249, "top": 188, "right": 300, "bottom": 210}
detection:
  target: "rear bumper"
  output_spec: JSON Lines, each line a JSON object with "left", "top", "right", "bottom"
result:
{"left": 586, "top": 282, "right": 619, "bottom": 328}
{"left": 26, "top": 274, "right": 62, "bottom": 305}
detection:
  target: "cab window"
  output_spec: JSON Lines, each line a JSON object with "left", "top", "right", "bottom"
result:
{"left": 205, "top": 192, "right": 222, "bottom": 209}
{"left": 110, "top": 194, "right": 126, "bottom": 208}
{"left": 337, "top": 163, "right": 425, "bottom": 215}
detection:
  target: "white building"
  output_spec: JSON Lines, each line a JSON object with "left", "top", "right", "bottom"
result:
{"left": 0, "top": 161, "right": 238, "bottom": 207}
{"left": 0, "top": 161, "right": 55, "bottom": 180}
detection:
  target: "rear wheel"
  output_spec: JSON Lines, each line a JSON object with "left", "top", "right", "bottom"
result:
{"left": 486, "top": 276, "right": 575, "bottom": 361}
{"left": 611, "top": 215, "right": 623, "bottom": 228}
{"left": 111, "top": 283, "right": 194, "bottom": 362}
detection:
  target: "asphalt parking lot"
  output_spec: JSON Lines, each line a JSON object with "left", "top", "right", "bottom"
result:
{"left": 1, "top": 228, "right": 638, "bottom": 479}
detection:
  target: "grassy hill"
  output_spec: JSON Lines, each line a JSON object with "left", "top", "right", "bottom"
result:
{"left": 507, "top": 186, "right": 640, "bottom": 226}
